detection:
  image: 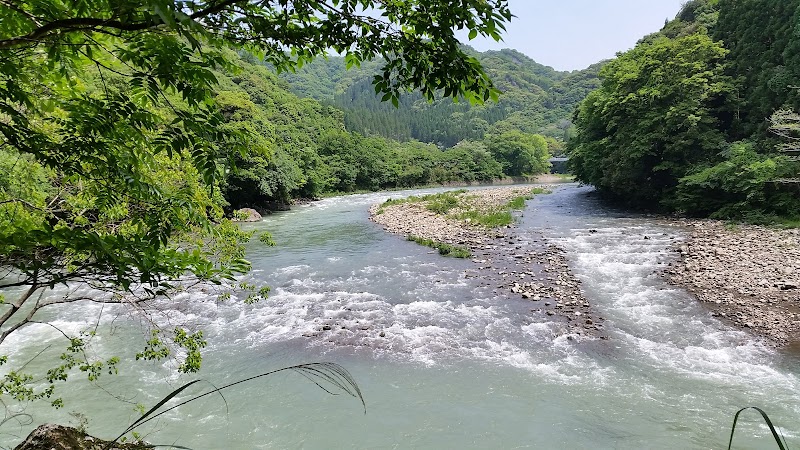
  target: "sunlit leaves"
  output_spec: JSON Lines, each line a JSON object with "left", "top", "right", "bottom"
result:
{"left": 486, "top": 131, "right": 551, "bottom": 176}
{"left": 569, "top": 33, "right": 733, "bottom": 207}
{"left": 173, "top": 328, "right": 206, "bottom": 373}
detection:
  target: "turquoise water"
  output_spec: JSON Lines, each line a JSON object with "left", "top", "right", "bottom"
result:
{"left": 1, "top": 185, "right": 798, "bottom": 449}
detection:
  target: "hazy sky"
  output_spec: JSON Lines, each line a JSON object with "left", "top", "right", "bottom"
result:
{"left": 457, "top": 0, "right": 686, "bottom": 71}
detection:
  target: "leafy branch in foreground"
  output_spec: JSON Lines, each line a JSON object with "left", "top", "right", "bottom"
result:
{"left": 109, "top": 362, "right": 365, "bottom": 447}
{"left": 0, "top": 0, "right": 512, "bottom": 416}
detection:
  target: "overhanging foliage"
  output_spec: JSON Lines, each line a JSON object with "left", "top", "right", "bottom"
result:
{"left": 0, "top": 0, "right": 512, "bottom": 410}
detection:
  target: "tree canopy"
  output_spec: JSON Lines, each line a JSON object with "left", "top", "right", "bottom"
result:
{"left": 211, "top": 50, "right": 542, "bottom": 211}
{"left": 569, "top": 33, "right": 733, "bottom": 206}
{"left": 569, "top": 0, "right": 800, "bottom": 220}
{"left": 486, "top": 131, "right": 551, "bottom": 176}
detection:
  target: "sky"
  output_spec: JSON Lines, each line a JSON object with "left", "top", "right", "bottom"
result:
{"left": 457, "top": 0, "right": 687, "bottom": 71}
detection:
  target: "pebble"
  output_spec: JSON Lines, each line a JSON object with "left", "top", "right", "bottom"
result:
{"left": 370, "top": 186, "right": 605, "bottom": 340}
{"left": 665, "top": 220, "right": 800, "bottom": 347}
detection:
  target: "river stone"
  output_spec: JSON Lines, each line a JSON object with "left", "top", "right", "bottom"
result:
{"left": 369, "top": 185, "right": 605, "bottom": 339}
{"left": 665, "top": 219, "right": 800, "bottom": 346}
{"left": 15, "top": 424, "right": 149, "bottom": 450}
{"left": 233, "top": 208, "right": 262, "bottom": 222}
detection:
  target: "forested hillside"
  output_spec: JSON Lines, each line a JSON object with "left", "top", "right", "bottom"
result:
{"left": 1, "top": 41, "right": 556, "bottom": 222}
{"left": 569, "top": 0, "right": 800, "bottom": 222}
{"left": 280, "top": 49, "right": 601, "bottom": 148}
{"left": 218, "top": 52, "right": 552, "bottom": 210}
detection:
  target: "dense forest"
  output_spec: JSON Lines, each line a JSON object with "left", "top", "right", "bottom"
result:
{"left": 1, "top": 44, "right": 558, "bottom": 226}
{"left": 280, "top": 48, "right": 601, "bottom": 148}
{"left": 569, "top": 0, "right": 800, "bottom": 222}
{"left": 217, "top": 52, "right": 553, "bottom": 211}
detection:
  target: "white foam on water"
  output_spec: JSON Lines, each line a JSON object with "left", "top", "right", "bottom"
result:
{"left": 274, "top": 265, "right": 311, "bottom": 275}
{"left": 546, "top": 221, "right": 800, "bottom": 406}
{"left": 144, "top": 272, "right": 587, "bottom": 381}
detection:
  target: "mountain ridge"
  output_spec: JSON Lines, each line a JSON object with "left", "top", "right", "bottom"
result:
{"left": 277, "top": 47, "right": 603, "bottom": 147}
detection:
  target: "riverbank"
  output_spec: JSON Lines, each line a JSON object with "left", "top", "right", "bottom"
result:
{"left": 663, "top": 220, "right": 800, "bottom": 347}
{"left": 369, "top": 186, "right": 606, "bottom": 339}
{"left": 239, "top": 174, "right": 575, "bottom": 216}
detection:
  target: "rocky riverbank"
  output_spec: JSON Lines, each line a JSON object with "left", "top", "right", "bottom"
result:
{"left": 663, "top": 220, "right": 800, "bottom": 347}
{"left": 370, "top": 186, "right": 606, "bottom": 339}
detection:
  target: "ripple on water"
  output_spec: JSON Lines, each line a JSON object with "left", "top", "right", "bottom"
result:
{"left": 534, "top": 209, "right": 800, "bottom": 411}
{"left": 5, "top": 186, "right": 800, "bottom": 449}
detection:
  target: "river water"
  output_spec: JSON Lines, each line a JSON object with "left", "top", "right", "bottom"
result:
{"left": 2, "top": 184, "right": 799, "bottom": 449}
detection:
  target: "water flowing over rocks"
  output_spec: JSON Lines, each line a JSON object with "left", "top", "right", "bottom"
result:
{"left": 369, "top": 187, "right": 605, "bottom": 339}
{"left": 664, "top": 220, "right": 800, "bottom": 347}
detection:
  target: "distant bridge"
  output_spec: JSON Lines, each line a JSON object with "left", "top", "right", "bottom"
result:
{"left": 549, "top": 157, "right": 569, "bottom": 174}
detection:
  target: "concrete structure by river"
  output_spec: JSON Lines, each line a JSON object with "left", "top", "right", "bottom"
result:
{"left": 549, "top": 157, "right": 569, "bottom": 174}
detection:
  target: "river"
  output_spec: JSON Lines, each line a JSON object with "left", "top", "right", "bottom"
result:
{"left": 2, "top": 184, "right": 799, "bottom": 449}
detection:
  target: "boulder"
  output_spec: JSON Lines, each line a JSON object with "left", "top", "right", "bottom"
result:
{"left": 233, "top": 208, "right": 262, "bottom": 222}
{"left": 15, "top": 424, "right": 150, "bottom": 450}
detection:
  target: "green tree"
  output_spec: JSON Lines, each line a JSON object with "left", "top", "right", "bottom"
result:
{"left": 486, "top": 131, "right": 551, "bottom": 176}
{"left": 715, "top": 0, "right": 800, "bottom": 138}
{"left": 769, "top": 108, "right": 800, "bottom": 154}
{"left": 450, "top": 140, "right": 504, "bottom": 181}
{"left": 569, "top": 33, "right": 734, "bottom": 207}
{"left": 0, "top": 0, "right": 511, "bottom": 410}
{"left": 673, "top": 142, "right": 798, "bottom": 218}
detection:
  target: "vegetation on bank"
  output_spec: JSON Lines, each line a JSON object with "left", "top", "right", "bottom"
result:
{"left": 379, "top": 187, "right": 547, "bottom": 228}
{"left": 568, "top": 0, "right": 800, "bottom": 223}
{"left": 215, "top": 53, "right": 554, "bottom": 211}
{"left": 377, "top": 187, "right": 547, "bottom": 259}
{"left": 407, "top": 236, "right": 472, "bottom": 258}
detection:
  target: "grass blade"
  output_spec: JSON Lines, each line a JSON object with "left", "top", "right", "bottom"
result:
{"left": 109, "top": 362, "right": 364, "bottom": 447}
{"left": 109, "top": 379, "right": 203, "bottom": 445}
{"left": 727, "top": 406, "right": 787, "bottom": 450}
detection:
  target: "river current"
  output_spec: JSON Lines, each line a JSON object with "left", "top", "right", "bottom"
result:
{"left": 2, "top": 184, "right": 799, "bottom": 449}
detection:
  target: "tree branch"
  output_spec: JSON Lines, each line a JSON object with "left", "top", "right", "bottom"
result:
{"left": 0, "top": 17, "right": 157, "bottom": 50}
{"left": 0, "top": 282, "right": 45, "bottom": 345}
{"left": 0, "top": 0, "right": 42, "bottom": 27}
{"left": 0, "top": 0, "right": 247, "bottom": 50}
{"left": 0, "top": 271, "right": 38, "bottom": 331}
